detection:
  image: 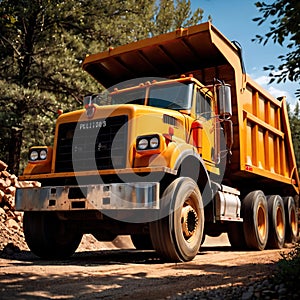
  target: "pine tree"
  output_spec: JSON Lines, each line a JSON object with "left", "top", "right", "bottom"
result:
{"left": 0, "top": 0, "right": 203, "bottom": 174}
{"left": 153, "top": 0, "right": 203, "bottom": 35}
{"left": 289, "top": 103, "right": 300, "bottom": 174}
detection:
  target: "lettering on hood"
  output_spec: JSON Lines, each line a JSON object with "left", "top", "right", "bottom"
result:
{"left": 79, "top": 120, "right": 107, "bottom": 130}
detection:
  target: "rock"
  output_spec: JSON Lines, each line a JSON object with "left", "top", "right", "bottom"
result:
{"left": 1, "top": 170, "right": 11, "bottom": 178}
{"left": 241, "top": 291, "right": 253, "bottom": 300}
{"left": 261, "top": 289, "right": 276, "bottom": 298}
{"left": 5, "top": 177, "right": 12, "bottom": 187}
{"left": 5, "top": 186, "right": 16, "bottom": 196}
{"left": 9, "top": 174, "right": 18, "bottom": 186}
{"left": 0, "top": 178, "right": 7, "bottom": 190}
{"left": 3, "top": 193, "right": 14, "bottom": 209}
{"left": 278, "top": 287, "right": 287, "bottom": 296}
{"left": 0, "top": 160, "right": 8, "bottom": 171}
{"left": 0, "top": 206, "right": 6, "bottom": 218}
{"left": 5, "top": 218, "right": 20, "bottom": 230}
{"left": 19, "top": 181, "right": 32, "bottom": 188}
{"left": 6, "top": 209, "right": 15, "bottom": 219}
{"left": 14, "top": 180, "right": 21, "bottom": 188}
{"left": 15, "top": 214, "right": 23, "bottom": 222}
{"left": 0, "top": 189, "right": 4, "bottom": 204}
{"left": 33, "top": 181, "right": 41, "bottom": 187}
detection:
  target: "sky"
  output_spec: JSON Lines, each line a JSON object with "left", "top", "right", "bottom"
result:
{"left": 191, "top": 0, "right": 298, "bottom": 108}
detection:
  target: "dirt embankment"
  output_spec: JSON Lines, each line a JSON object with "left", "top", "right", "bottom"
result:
{"left": 0, "top": 160, "right": 37, "bottom": 252}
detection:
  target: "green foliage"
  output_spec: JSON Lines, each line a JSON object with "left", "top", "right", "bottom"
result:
{"left": 0, "top": 0, "right": 203, "bottom": 174}
{"left": 273, "top": 243, "right": 300, "bottom": 292}
{"left": 288, "top": 102, "right": 300, "bottom": 174}
{"left": 253, "top": 0, "right": 300, "bottom": 99}
{"left": 153, "top": 0, "right": 203, "bottom": 35}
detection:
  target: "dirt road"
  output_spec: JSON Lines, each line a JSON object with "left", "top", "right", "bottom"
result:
{"left": 0, "top": 234, "right": 290, "bottom": 299}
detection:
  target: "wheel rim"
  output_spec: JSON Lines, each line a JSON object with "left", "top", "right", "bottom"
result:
{"left": 181, "top": 205, "right": 198, "bottom": 240}
{"left": 276, "top": 206, "right": 285, "bottom": 239}
{"left": 180, "top": 196, "right": 200, "bottom": 244}
{"left": 290, "top": 207, "right": 297, "bottom": 236}
{"left": 257, "top": 203, "right": 267, "bottom": 241}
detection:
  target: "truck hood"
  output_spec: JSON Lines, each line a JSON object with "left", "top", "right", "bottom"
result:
{"left": 56, "top": 104, "right": 187, "bottom": 126}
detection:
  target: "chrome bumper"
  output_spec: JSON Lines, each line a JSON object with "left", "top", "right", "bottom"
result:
{"left": 15, "top": 182, "right": 159, "bottom": 211}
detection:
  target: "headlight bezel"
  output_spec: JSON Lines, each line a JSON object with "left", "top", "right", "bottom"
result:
{"left": 28, "top": 147, "right": 48, "bottom": 162}
{"left": 136, "top": 134, "right": 161, "bottom": 152}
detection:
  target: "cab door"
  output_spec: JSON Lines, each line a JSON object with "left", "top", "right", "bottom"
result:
{"left": 195, "top": 88, "right": 218, "bottom": 166}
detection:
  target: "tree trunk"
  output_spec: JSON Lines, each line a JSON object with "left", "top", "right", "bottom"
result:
{"left": 8, "top": 127, "right": 23, "bottom": 175}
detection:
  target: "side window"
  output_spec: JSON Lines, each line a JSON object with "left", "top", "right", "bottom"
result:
{"left": 196, "top": 90, "right": 212, "bottom": 119}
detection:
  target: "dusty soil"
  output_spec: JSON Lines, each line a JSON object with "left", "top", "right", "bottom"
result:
{"left": 0, "top": 234, "right": 292, "bottom": 300}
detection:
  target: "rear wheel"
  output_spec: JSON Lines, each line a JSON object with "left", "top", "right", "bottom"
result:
{"left": 266, "top": 195, "right": 285, "bottom": 249}
{"left": 23, "top": 212, "right": 82, "bottom": 259}
{"left": 283, "top": 196, "right": 298, "bottom": 243}
{"left": 242, "top": 190, "right": 268, "bottom": 250}
{"left": 150, "top": 177, "right": 204, "bottom": 262}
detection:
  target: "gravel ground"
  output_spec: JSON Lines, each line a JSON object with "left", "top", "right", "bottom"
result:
{"left": 172, "top": 277, "right": 299, "bottom": 300}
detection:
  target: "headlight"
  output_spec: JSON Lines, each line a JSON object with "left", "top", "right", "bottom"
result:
{"left": 29, "top": 150, "right": 39, "bottom": 161}
{"left": 149, "top": 137, "right": 159, "bottom": 148}
{"left": 39, "top": 149, "right": 48, "bottom": 160}
{"left": 137, "top": 138, "right": 149, "bottom": 150}
{"left": 136, "top": 135, "right": 160, "bottom": 151}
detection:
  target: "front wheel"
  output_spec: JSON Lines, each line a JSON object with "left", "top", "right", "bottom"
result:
{"left": 23, "top": 212, "right": 82, "bottom": 259}
{"left": 150, "top": 177, "right": 204, "bottom": 262}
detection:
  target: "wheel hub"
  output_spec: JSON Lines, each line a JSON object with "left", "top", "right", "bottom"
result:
{"left": 181, "top": 205, "right": 198, "bottom": 238}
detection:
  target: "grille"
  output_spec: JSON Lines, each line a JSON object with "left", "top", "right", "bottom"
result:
{"left": 55, "top": 115, "right": 128, "bottom": 172}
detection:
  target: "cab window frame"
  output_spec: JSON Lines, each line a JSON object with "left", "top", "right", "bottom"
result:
{"left": 195, "top": 88, "right": 212, "bottom": 120}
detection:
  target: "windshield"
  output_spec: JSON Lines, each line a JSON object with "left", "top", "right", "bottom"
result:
{"left": 111, "top": 88, "right": 145, "bottom": 105}
{"left": 148, "top": 83, "right": 193, "bottom": 110}
{"left": 95, "top": 81, "right": 193, "bottom": 110}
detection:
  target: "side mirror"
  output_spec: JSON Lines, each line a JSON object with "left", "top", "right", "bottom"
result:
{"left": 217, "top": 84, "right": 232, "bottom": 119}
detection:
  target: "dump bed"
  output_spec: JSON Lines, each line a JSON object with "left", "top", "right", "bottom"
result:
{"left": 82, "top": 22, "right": 299, "bottom": 195}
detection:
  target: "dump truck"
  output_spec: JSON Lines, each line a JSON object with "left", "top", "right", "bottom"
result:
{"left": 16, "top": 22, "right": 299, "bottom": 262}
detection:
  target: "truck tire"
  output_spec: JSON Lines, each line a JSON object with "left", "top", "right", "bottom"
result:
{"left": 149, "top": 177, "right": 204, "bottom": 262}
{"left": 242, "top": 190, "right": 268, "bottom": 250}
{"left": 131, "top": 234, "right": 153, "bottom": 250}
{"left": 266, "top": 195, "right": 285, "bottom": 249}
{"left": 283, "top": 196, "right": 298, "bottom": 243}
{"left": 23, "top": 212, "right": 82, "bottom": 259}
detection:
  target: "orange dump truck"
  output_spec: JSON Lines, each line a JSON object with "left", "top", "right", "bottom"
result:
{"left": 16, "top": 22, "right": 299, "bottom": 262}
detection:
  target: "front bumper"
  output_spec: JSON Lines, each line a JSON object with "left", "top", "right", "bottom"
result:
{"left": 15, "top": 182, "right": 159, "bottom": 211}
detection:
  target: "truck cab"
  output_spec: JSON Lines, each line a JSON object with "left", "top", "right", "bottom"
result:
{"left": 86, "top": 75, "right": 226, "bottom": 170}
